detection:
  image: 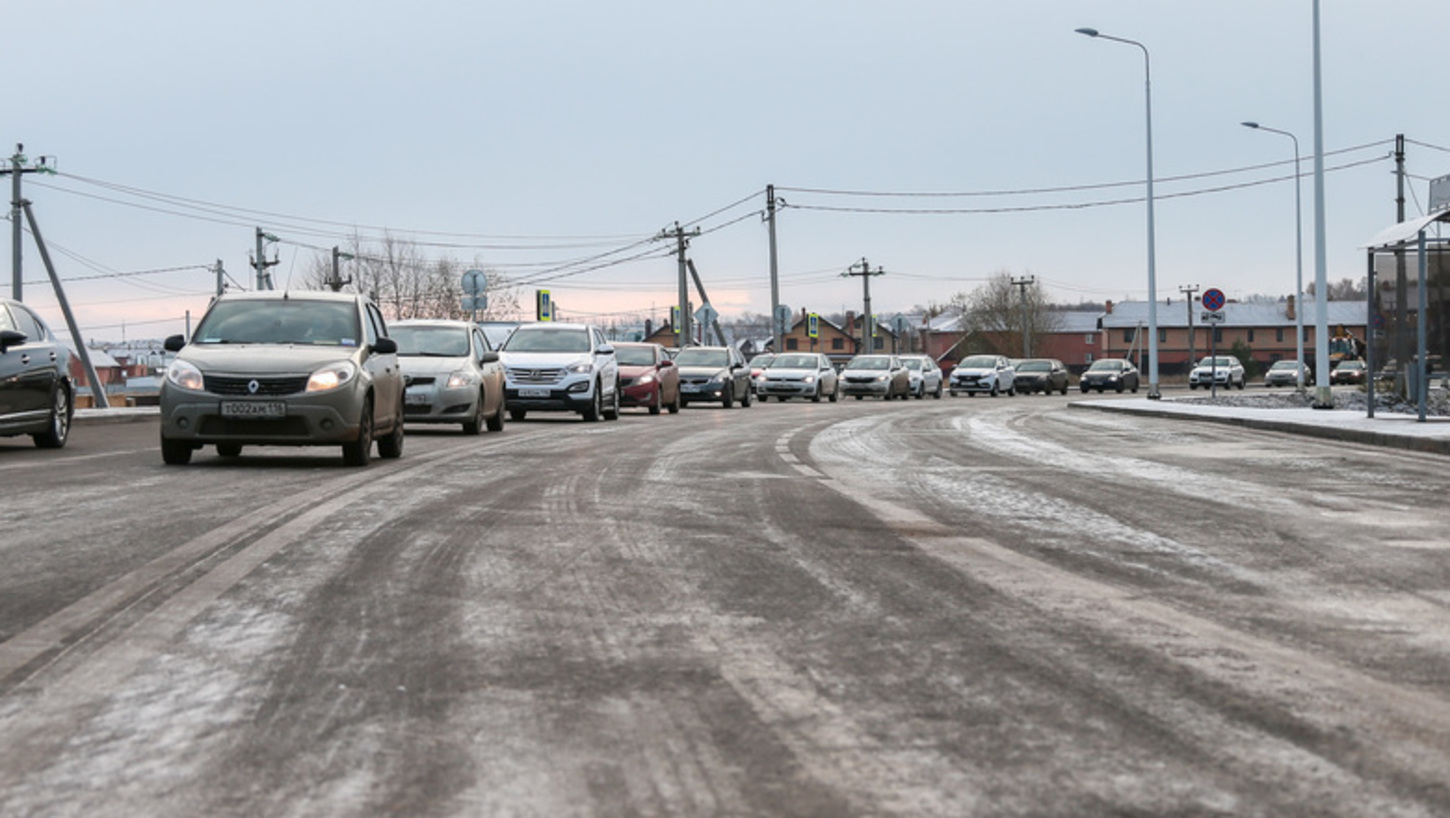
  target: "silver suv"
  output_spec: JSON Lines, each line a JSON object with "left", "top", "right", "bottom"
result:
{"left": 159, "top": 291, "right": 405, "bottom": 466}
{"left": 499, "top": 322, "right": 620, "bottom": 421}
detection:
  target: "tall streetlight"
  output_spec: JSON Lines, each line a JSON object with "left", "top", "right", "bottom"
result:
{"left": 1242, "top": 121, "right": 1306, "bottom": 392}
{"left": 1310, "top": 0, "right": 1331, "bottom": 408}
{"left": 1076, "top": 27, "right": 1160, "bottom": 398}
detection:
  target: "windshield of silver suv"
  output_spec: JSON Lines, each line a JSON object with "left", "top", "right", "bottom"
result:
{"left": 502, "top": 326, "right": 591, "bottom": 353}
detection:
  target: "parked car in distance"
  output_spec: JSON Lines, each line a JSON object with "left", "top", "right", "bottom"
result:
{"left": 949, "top": 354, "right": 1016, "bottom": 397}
{"left": 748, "top": 353, "right": 775, "bottom": 395}
{"left": 391, "top": 319, "right": 506, "bottom": 434}
{"left": 1079, "top": 358, "right": 1140, "bottom": 393}
{"left": 1331, "top": 359, "right": 1367, "bottom": 385}
{"left": 499, "top": 322, "right": 620, "bottom": 422}
{"left": 840, "top": 354, "right": 911, "bottom": 400}
{"left": 901, "top": 355, "right": 944, "bottom": 399}
{"left": 614, "top": 341, "right": 680, "bottom": 415}
{"left": 159, "top": 290, "right": 405, "bottom": 466}
{"left": 758, "top": 352, "right": 839, "bottom": 402}
{"left": 1188, "top": 355, "right": 1245, "bottom": 390}
{"left": 1264, "top": 359, "right": 1307, "bottom": 388}
{"left": 0, "top": 298, "right": 73, "bottom": 449}
{"left": 1012, "top": 358, "right": 1069, "bottom": 395}
{"left": 674, "top": 345, "right": 752, "bottom": 408}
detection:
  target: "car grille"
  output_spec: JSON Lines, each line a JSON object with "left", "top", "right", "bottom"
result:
{"left": 507, "top": 367, "right": 566, "bottom": 385}
{"left": 204, "top": 375, "right": 310, "bottom": 396}
{"left": 404, "top": 375, "right": 436, "bottom": 387}
{"left": 198, "top": 416, "right": 311, "bottom": 437}
{"left": 845, "top": 376, "right": 878, "bottom": 384}
{"left": 682, "top": 377, "right": 715, "bottom": 386}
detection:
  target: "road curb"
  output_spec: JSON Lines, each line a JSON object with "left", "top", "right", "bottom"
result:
{"left": 1069, "top": 401, "right": 1450, "bottom": 457}
{"left": 74, "top": 408, "right": 160, "bottom": 426}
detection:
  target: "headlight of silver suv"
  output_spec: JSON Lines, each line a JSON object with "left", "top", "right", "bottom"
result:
{"left": 307, "top": 361, "right": 358, "bottom": 393}
{"left": 567, "top": 361, "right": 594, "bottom": 375}
{"left": 166, "top": 359, "right": 204, "bottom": 391}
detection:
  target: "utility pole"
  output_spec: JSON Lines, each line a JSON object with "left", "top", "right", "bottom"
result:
{"left": 842, "top": 258, "right": 885, "bottom": 353}
{"left": 657, "top": 222, "right": 700, "bottom": 349}
{"left": 327, "top": 246, "right": 354, "bottom": 292}
{"left": 252, "top": 228, "right": 279, "bottom": 290}
{"left": 766, "top": 185, "right": 783, "bottom": 356}
{"left": 2, "top": 144, "right": 56, "bottom": 300}
{"left": 1011, "top": 275, "right": 1036, "bottom": 357}
{"left": 1394, "top": 133, "right": 1408, "bottom": 397}
{"left": 214, "top": 259, "right": 226, "bottom": 298}
{"left": 1179, "top": 284, "right": 1200, "bottom": 368}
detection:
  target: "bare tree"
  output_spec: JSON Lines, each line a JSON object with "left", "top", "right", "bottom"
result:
{"left": 301, "top": 234, "right": 520, "bottom": 322}
{"left": 1303, "top": 276, "right": 1367, "bottom": 301}
{"left": 950, "top": 270, "right": 1064, "bottom": 357}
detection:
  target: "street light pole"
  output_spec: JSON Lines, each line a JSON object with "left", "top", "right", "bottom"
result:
{"left": 1310, "top": 0, "right": 1331, "bottom": 408}
{"left": 1242, "top": 122, "right": 1306, "bottom": 392}
{"left": 1076, "top": 27, "right": 1160, "bottom": 398}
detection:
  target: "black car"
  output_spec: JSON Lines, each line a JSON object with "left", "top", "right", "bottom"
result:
{"left": 0, "top": 298, "right": 74, "bottom": 448}
{"left": 1079, "top": 358, "right": 1140, "bottom": 393}
{"left": 674, "top": 345, "right": 753, "bottom": 408}
{"left": 1013, "top": 358, "right": 1070, "bottom": 394}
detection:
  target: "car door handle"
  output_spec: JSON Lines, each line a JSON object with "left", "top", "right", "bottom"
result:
{"left": 20, "top": 355, "right": 30, "bottom": 365}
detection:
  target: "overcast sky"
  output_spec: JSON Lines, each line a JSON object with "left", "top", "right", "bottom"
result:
{"left": 10, "top": 0, "right": 1449, "bottom": 343}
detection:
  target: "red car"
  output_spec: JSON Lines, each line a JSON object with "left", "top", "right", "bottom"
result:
{"left": 613, "top": 342, "right": 680, "bottom": 415}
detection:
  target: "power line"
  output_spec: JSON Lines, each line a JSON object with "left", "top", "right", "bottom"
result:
{"left": 784, "top": 156, "right": 1388, "bottom": 215}
{"left": 776, "top": 139, "right": 1391, "bottom": 198}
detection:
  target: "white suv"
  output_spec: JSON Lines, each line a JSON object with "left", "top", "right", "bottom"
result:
{"left": 1188, "top": 355, "right": 1245, "bottom": 390}
{"left": 499, "top": 322, "right": 620, "bottom": 421}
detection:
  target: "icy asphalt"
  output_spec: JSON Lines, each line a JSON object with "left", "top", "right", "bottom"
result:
{"left": 79, "top": 389, "right": 1450, "bottom": 456}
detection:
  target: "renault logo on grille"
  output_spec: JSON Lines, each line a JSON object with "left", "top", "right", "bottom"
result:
{"left": 247, "top": 379, "right": 260, "bottom": 394}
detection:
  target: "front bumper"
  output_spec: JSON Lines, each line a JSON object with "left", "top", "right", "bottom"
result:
{"left": 160, "top": 390, "right": 367, "bottom": 446}
{"left": 841, "top": 379, "right": 890, "bottom": 396}
{"left": 403, "top": 380, "right": 478, "bottom": 423}
{"left": 759, "top": 379, "right": 817, "bottom": 397}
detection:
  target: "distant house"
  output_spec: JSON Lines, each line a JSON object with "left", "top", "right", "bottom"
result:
{"left": 1099, "top": 297, "right": 1367, "bottom": 374}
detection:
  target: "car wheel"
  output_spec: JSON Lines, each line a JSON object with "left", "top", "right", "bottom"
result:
{"left": 487, "top": 395, "right": 506, "bottom": 432}
{"left": 1115, "top": 381, "right": 1125, "bottom": 393}
{"left": 1007, "top": 383, "right": 1016, "bottom": 397}
{"left": 377, "top": 399, "right": 405, "bottom": 459}
{"left": 741, "top": 385, "right": 752, "bottom": 408}
{"left": 854, "top": 395, "right": 863, "bottom": 401}
{"left": 510, "top": 408, "right": 527, "bottom": 422}
{"left": 934, "top": 383, "right": 943, "bottom": 399}
{"left": 463, "top": 390, "right": 486, "bottom": 434}
{"left": 160, "top": 434, "right": 193, "bottom": 465}
{"left": 583, "top": 381, "right": 603, "bottom": 421}
{"left": 722, "top": 387, "right": 734, "bottom": 409}
{"left": 812, "top": 385, "right": 822, "bottom": 403}
{"left": 32, "top": 385, "right": 71, "bottom": 449}
{"left": 829, "top": 384, "right": 839, "bottom": 402}
{"left": 216, "top": 443, "right": 242, "bottom": 457}
{"left": 1060, "top": 383, "right": 1069, "bottom": 395}
{"left": 1236, "top": 378, "right": 1245, "bottom": 390}
{"left": 342, "top": 398, "right": 374, "bottom": 466}
{"left": 603, "top": 382, "right": 620, "bottom": 421}
{"left": 990, "top": 382, "right": 998, "bottom": 397}
{"left": 1131, "top": 379, "right": 1139, "bottom": 393}
{"left": 949, "top": 390, "right": 958, "bottom": 397}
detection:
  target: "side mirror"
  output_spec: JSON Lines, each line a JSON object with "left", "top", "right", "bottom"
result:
{"left": 659, "top": 359, "right": 674, "bottom": 368}
{"left": 480, "top": 351, "right": 499, "bottom": 364}
{"left": 164, "top": 334, "right": 186, "bottom": 352}
{"left": 0, "top": 328, "right": 25, "bottom": 353}
{"left": 598, "top": 343, "right": 615, "bottom": 355}
{"left": 372, "top": 337, "right": 398, "bottom": 355}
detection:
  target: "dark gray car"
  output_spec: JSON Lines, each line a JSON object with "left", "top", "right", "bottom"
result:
{"left": 0, "top": 298, "right": 73, "bottom": 448}
{"left": 159, "top": 291, "right": 405, "bottom": 466}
